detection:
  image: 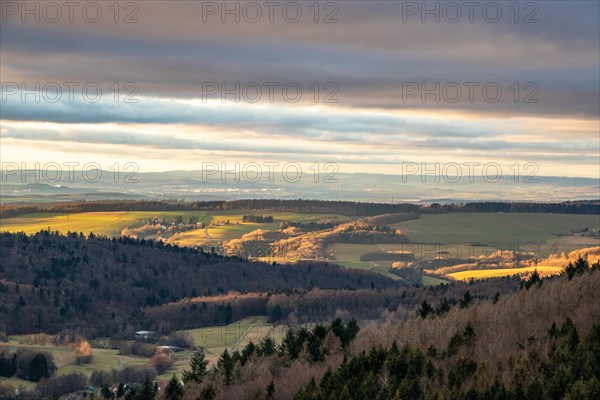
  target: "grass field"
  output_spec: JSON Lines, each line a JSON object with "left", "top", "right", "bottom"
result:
{"left": 1, "top": 316, "right": 284, "bottom": 388}
{"left": 394, "top": 213, "right": 599, "bottom": 257}
{"left": 422, "top": 275, "right": 449, "bottom": 286}
{"left": 0, "top": 338, "right": 149, "bottom": 388}
{"left": 334, "top": 243, "right": 449, "bottom": 284}
{"left": 447, "top": 265, "right": 564, "bottom": 281}
{"left": 165, "top": 316, "right": 285, "bottom": 380}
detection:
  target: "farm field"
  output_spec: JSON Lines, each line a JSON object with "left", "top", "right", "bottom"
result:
{"left": 394, "top": 213, "right": 598, "bottom": 257}
{"left": 334, "top": 243, "right": 405, "bottom": 281}
{"left": 2, "top": 210, "right": 597, "bottom": 285}
{"left": 0, "top": 211, "right": 212, "bottom": 237}
{"left": 0, "top": 211, "right": 349, "bottom": 242}
{"left": 447, "top": 265, "right": 564, "bottom": 281}
{"left": 332, "top": 213, "right": 598, "bottom": 283}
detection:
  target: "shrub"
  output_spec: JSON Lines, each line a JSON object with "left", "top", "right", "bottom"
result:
{"left": 166, "top": 331, "right": 194, "bottom": 349}
{"left": 119, "top": 342, "right": 156, "bottom": 357}
{"left": 36, "top": 372, "right": 87, "bottom": 398}
{"left": 13, "top": 349, "right": 56, "bottom": 382}
{"left": 73, "top": 340, "right": 94, "bottom": 364}
{"left": 149, "top": 351, "right": 174, "bottom": 374}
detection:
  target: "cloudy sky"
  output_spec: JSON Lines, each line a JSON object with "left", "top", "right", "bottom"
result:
{"left": 1, "top": 0, "right": 598, "bottom": 177}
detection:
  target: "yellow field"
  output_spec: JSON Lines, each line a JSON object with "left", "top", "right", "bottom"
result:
{"left": 0, "top": 211, "right": 349, "bottom": 244}
{"left": 0, "top": 211, "right": 211, "bottom": 237}
{"left": 447, "top": 266, "right": 564, "bottom": 281}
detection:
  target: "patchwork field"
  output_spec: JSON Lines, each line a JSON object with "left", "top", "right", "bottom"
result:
{"left": 332, "top": 213, "right": 598, "bottom": 283}
{"left": 0, "top": 211, "right": 349, "bottom": 242}
{"left": 1, "top": 210, "right": 597, "bottom": 285}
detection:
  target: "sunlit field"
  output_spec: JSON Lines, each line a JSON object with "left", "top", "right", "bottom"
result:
{"left": 447, "top": 265, "right": 564, "bottom": 281}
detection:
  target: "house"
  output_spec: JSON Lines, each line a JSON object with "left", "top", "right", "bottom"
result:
{"left": 134, "top": 330, "right": 158, "bottom": 340}
{"left": 157, "top": 345, "right": 185, "bottom": 352}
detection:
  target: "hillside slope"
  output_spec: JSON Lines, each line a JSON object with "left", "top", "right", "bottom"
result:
{"left": 0, "top": 231, "right": 397, "bottom": 336}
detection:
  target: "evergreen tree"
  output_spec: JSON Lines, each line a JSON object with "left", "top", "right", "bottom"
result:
{"left": 164, "top": 374, "right": 184, "bottom": 400}
{"left": 258, "top": 336, "right": 276, "bottom": 357}
{"left": 133, "top": 378, "right": 156, "bottom": 400}
{"left": 459, "top": 291, "right": 474, "bottom": 308}
{"left": 240, "top": 341, "right": 256, "bottom": 365}
{"left": 417, "top": 300, "right": 434, "bottom": 318}
{"left": 266, "top": 380, "right": 275, "bottom": 399}
{"left": 198, "top": 383, "right": 216, "bottom": 400}
{"left": 218, "top": 349, "right": 235, "bottom": 385}
{"left": 435, "top": 298, "right": 451, "bottom": 315}
{"left": 101, "top": 385, "right": 112, "bottom": 399}
{"left": 182, "top": 349, "right": 209, "bottom": 384}
{"left": 116, "top": 383, "right": 125, "bottom": 398}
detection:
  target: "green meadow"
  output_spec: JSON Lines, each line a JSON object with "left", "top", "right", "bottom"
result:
{"left": 1, "top": 317, "right": 284, "bottom": 388}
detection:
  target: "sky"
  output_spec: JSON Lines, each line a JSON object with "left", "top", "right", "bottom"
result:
{"left": 1, "top": 0, "right": 599, "bottom": 178}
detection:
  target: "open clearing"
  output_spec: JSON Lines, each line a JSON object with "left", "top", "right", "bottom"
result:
{"left": 1, "top": 316, "right": 285, "bottom": 387}
{"left": 161, "top": 316, "right": 285, "bottom": 380}
{"left": 0, "top": 338, "right": 148, "bottom": 388}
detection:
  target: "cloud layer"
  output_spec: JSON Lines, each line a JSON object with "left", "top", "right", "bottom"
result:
{"left": 1, "top": 0, "right": 598, "bottom": 177}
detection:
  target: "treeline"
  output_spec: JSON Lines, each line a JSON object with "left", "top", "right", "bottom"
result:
{"left": 0, "top": 231, "right": 396, "bottom": 336}
{"left": 0, "top": 200, "right": 201, "bottom": 219}
{"left": 242, "top": 214, "right": 274, "bottom": 223}
{"left": 144, "top": 279, "right": 520, "bottom": 333}
{"left": 279, "top": 221, "right": 338, "bottom": 232}
{"left": 0, "top": 349, "right": 56, "bottom": 382}
{"left": 424, "top": 200, "right": 600, "bottom": 215}
{"left": 3, "top": 199, "right": 597, "bottom": 221}
{"left": 213, "top": 200, "right": 421, "bottom": 216}
{"left": 0, "top": 199, "right": 421, "bottom": 219}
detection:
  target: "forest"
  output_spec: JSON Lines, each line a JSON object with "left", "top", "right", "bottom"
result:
{"left": 0, "top": 231, "right": 395, "bottom": 336}
{"left": 175, "top": 263, "right": 600, "bottom": 399}
{"left": 4, "top": 261, "right": 592, "bottom": 399}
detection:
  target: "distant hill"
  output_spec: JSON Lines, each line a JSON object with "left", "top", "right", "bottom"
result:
{"left": 1, "top": 169, "right": 598, "bottom": 204}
